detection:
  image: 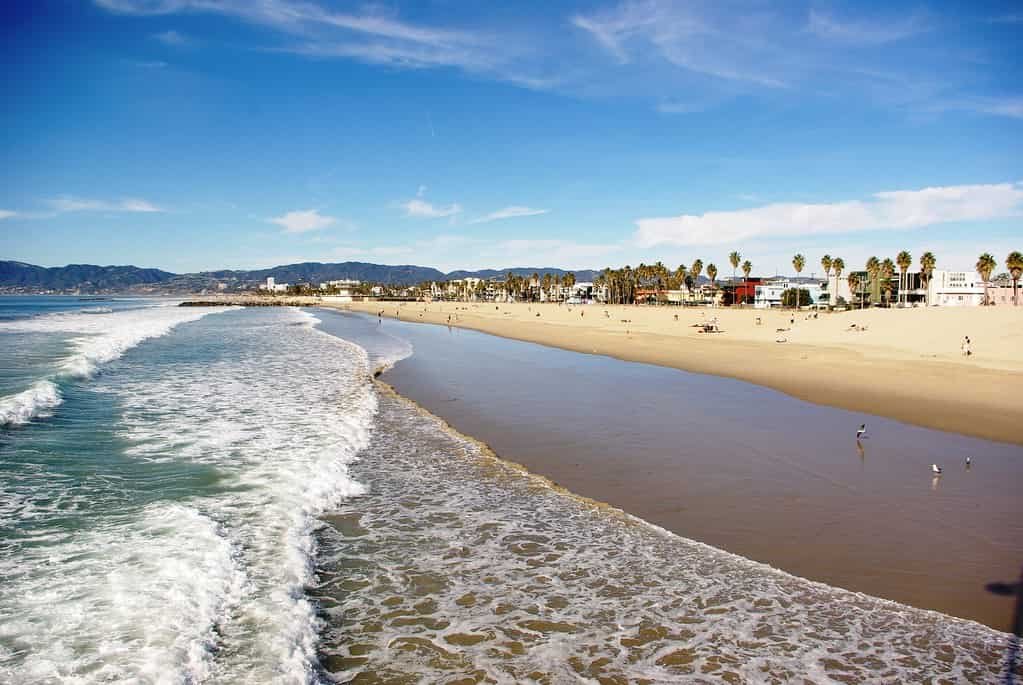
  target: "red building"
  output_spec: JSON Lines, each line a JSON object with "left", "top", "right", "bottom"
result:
{"left": 723, "top": 278, "right": 761, "bottom": 305}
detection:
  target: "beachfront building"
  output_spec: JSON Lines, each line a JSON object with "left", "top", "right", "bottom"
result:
{"left": 260, "top": 276, "right": 289, "bottom": 293}
{"left": 722, "top": 278, "right": 760, "bottom": 306}
{"left": 986, "top": 278, "right": 1019, "bottom": 306}
{"left": 320, "top": 279, "right": 361, "bottom": 291}
{"left": 818, "top": 277, "right": 853, "bottom": 307}
{"left": 754, "top": 279, "right": 824, "bottom": 309}
{"left": 925, "top": 270, "right": 985, "bottom": 307}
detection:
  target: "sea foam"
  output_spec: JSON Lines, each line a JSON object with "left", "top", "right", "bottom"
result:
{"left": 1, "top": 307, "right": 379, "bottom": 682}
{"left": 0, "top": 304, "right": 228, "bottom": 426}
{"left": 0, "top": 380, "right": 62, "bottom": 427}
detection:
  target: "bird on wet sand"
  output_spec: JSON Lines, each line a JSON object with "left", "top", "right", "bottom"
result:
{"left": 856, "top": 423, "right": 867, "bottom": 439}
{"left": 932, "top": 464, "right": 943, "bottom": 475}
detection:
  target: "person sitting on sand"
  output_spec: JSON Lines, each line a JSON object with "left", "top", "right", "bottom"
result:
{"left": 961, "top": 336, "right": 972, "bottom": 357}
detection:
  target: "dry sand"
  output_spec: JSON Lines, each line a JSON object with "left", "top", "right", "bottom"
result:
{"left": 345, "top": 300, "right": 1023, "bottom": 446}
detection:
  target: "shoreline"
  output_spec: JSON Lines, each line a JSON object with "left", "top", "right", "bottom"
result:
{"left": 340, "top": 301, "right": 1023, "bottom": 446}
{"left": 313, "top": 307, "right": 1023, "bottom": 630}
{"left": 368, "top": 377, "right": 1011, "bottom": 637}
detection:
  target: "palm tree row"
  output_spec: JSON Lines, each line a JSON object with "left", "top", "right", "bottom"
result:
{"left": 502, "top": 271, "right": 577, "bottom": 302}
{"left": 498, "top": 248, "right": 1022, "bottom": 307}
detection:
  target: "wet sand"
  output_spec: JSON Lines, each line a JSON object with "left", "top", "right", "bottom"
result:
{"left": 316, "top": 309, "right": 1023, "bottom": 632}
{"left": 345, "top": 301, "right": 1023, "bottom": 446}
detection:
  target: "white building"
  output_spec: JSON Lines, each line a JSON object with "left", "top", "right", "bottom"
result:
{"left": 926, "top": 270, "right": 984, "bottom": 307}
{"left": 320, "top": 279, "right": 361, "bottom": 290}
{"left": 260, "top": 276, "right": 289, "bottom": 293}
{"left": 754, "top": 279, "right": 824, "bottom": 308}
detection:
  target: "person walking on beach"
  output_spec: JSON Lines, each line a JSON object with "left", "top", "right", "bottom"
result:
{"left": 961, "top": 336, "right": 972, "bottom": 357}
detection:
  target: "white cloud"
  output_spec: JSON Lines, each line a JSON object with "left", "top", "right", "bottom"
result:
{"left": 268, "top": 209, "right": 336, "bottom": 233}
{"left": 49, "top": 196, "right": 164, "bottom": 213}
{"left": 0, "top": 210, "right": 16, "bottom": 220}
{"left": 153, "top": 29, "right": 187, "bottom": 45}
{"left": 401, "top": 198, "right": 462, "bottom": 218}
{"left": 634, "top": 182, "right": 1023, "bottom": 247}
{"left": 807, "top": 9, "right": 929, "bottom": 45}
{"left": 933, "top": 97, "right": 1023, "bottom": 120}
{"left": 469, "top": 206, "right": 549, "bottom": 224}
{"left": 572, "top": 1, "right": 789, "bottom": 88}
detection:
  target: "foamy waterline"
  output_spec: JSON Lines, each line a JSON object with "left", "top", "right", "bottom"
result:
{"left": 1, "top": 307, "right": 381, "bottom": 683}
{"left": 0, "top": 380, "right": 62, "bottom": 427}
{"left": 0, "top": 304, "right": 230, "bottom": 427}
{"left": 315, "top": 387, "right": 1012, "bottom": 683}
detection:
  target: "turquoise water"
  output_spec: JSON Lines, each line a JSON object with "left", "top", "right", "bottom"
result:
{"left": 0, "top": 299, "right": 1016, "bottom": 683}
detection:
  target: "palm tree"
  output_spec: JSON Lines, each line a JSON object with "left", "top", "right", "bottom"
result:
{"left": 674, "top": 264, "right": 687, "bottom": 303}
{"left": 880, "top": 258, "right": 895, "bottom": 307}
{"left": 791, "top": 254, "right": 805, "bottom": 309}
{"left": 820, "top": 255, "right": 832, "bottom": 307}
{"left": 919, "top": 252, "right": 936, "bottom": 306}
{"left": 832, "top": 257, "right": 844, "bottom": 308}
{"left": 741, "top": 260, "right": 752, "bottom": 305}
{"left": 690, "top": 259, "right": 703, "bottom": 304}
{"left": 729, "top": 251, "right": 741, "bottom": 295}
{"left": 1007, "top": 251, "right": 1023, "bottom": 306}
{"left": 847, "top": 273, "right": 861, "bottom": 308}
{"left": 706, "top": 263, "right": 718, "bottom": 300}
{"left": 896, "top": 251, "right": 912, "bottom": 307}
{"left": 976, "top": 253, "right": 996, "bottom": 305}
{"left": 865, "top": 257, "right": 880, "bottom": 306}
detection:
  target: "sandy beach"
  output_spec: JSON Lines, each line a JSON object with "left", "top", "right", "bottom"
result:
{"left": 342, "top": 301, "right": 1023, "bottom": 446}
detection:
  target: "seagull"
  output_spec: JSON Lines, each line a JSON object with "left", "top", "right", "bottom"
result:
{"left": 931, "top": 464, "right": 943, "bottom": 475}
{"left": 965, "top": 456, "right": 971, "bottom": 466}
{"left": 856, "top": 423, "right": 867, "bottom": 439}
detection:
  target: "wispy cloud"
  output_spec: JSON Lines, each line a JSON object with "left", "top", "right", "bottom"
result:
{"left": 932, "top": 96, "right": 1023, "bottom": 119}
{"left": 572, "top": 1, "right": 789, "bottom": 88}
{"left": 656, "top": 100, "right": 705, "bottom": 114}
{"left": 268, "top": 209, "right": 336, "bottom": 233}
{"left": 153, "top": 29, "right": 187, "bottom": 46}
{"left": 401, "top": 198, "right": 462, "bottom": 219}
{"left": 634, "top": 182, "right": 1023, "bottom": 247}
{"left": 0, "top": 210, "right": 16, "bottom": 220}
{"left": 806, "top": 9, "right": 930, "bottom": 45}
{"left": 50, "top": 196, "right": 164, "bottom": 213}
{"left": 469, "top": 206, "right": 549, "bottom": 224}
{"left": 96, "top": 0, "right": 518, "bottom": 81}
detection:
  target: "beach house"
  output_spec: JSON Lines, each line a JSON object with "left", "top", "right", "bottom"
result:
{"left": 925, "top": 270, "right": 985, "bottom": 307}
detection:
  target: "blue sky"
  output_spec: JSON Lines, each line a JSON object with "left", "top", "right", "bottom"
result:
{"left": 2, "top": 0, "right": 1021, "bottom": 275}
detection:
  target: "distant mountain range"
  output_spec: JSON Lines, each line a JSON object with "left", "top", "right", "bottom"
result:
{"left": 0, "top": 261, "right": 177, "bottom": 291}
{"left": 0, "top": 260, "right": 602, "bottom": 293}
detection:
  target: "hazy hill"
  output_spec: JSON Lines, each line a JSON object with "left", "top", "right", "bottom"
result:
{"left": 0, "top": 261, "right": 176, "bottom": 290}
{"left": 0, "top": 260, "right": 603, "bottom": 292}
{"left": 201, "top": 262, "right": 446, "bottom": 285}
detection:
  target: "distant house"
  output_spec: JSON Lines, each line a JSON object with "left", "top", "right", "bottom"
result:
{"left": 754, "top": 279, "right": 824, "bottom": 308}
{"left": 260, "top": 276, "right": 289, "bottom": 293}
{"left": 925, "top": 270, "right": 984, "bottom": 307}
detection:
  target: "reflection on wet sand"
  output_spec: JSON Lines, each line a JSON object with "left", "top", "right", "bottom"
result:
{"left": 313, "top": 392, "right": 1011, "bottom": 684}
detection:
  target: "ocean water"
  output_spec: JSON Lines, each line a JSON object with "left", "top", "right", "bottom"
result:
{"left": 0, "top": 298, "right": 1016, "bottom": 683}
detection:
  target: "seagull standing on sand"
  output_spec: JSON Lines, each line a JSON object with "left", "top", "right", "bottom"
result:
{"left": 931, "top": 464, "right": 943, "bottom": 475}
{"left": 856, "top": 423, "right": 867, "bottom": 439}
{"left": 965, "top": 456, "right": 972, "bottom": 467}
